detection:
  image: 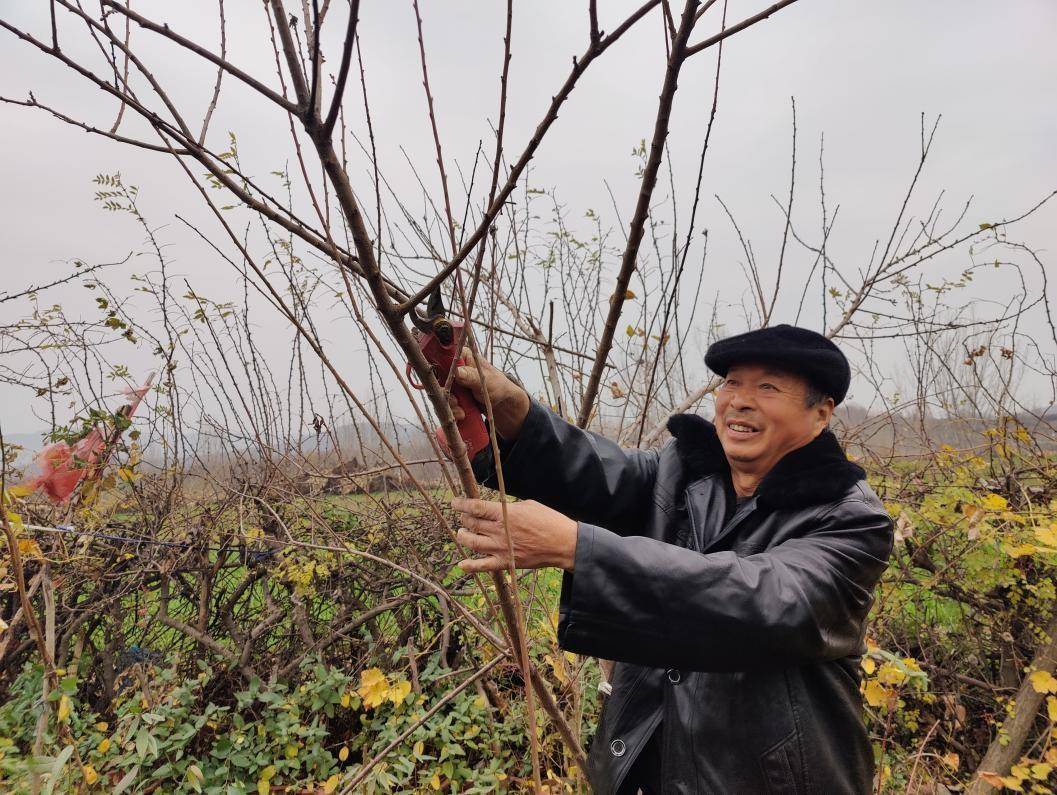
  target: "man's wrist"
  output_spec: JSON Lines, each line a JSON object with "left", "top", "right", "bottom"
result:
{"left": 494, "top": 390, "right": 531, "bottom": 440}
{"left": 559, "top": 519, "right": 579, "bottom": 572}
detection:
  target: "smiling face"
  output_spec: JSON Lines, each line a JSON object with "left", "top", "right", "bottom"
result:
{"left": 714, "top": 362, "right": 835, "bottom": 488}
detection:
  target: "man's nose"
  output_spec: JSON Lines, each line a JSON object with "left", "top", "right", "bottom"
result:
{"left": 729, "top": 390, "right": 755, "bottom": 410}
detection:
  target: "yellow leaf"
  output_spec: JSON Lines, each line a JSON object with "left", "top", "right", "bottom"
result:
{"left": 625, "top": 324, "right": 636, "bottom": 338}
{"left": 1034, "top": 523, "right": 1057, "bottom": 548}
{"left": 18, "top": 538, "right": 43, "bottom": 560}
{"left": 358, "top": 668, "right": 390, "bottom": 709}
{"left": 1046, "top": 747, "right": 1057, "bottom": 765}
{"left": 257, "top": 779, "right": 270, "bottom": 795}
{"left": 94, "top": 722, "right": 108, "bottom": 732}
{"left": 861, "top": 657, "right": 876, "bottom": 675}
{"left": 340, "top": 691, "right": 351, "bottom": 708}
{"left": 187, "top": 765, "right": 204, "bottom": 785}
{"left": 284, "top": 743, "right": 298, "bottom": 759}
{"left": 1029, "top": 670, "right": 1057, "bottom": 694}
{"left": 863, "top": 680, "right": 891, "bottom": 708}
{"left": 624, "top": 289, "right": 636, "bottom": 300}
{"left": 339, "top": 745, "right": 349, "bottom": 762}
{"left": 6, "top": 483, "right": 34, "bottom": 498}
{"left": 260, "top": 765, "right": 276, "bottom": 780}
{"left": 982, "top": 493, "right": 1008, "bottom": 511}
{"left": 941, "top": 752, "right": 959, "bottom": 770}
{"left": 1010, "top": 763, "right": 1030, "bottom": 780}
{"left": 473, "top": 694, "right": 487, "bottom": 709}
{"left": 57, "top": 694, "right": 71, "bottom": 722}
{"left": 1003, "top": 543, "right": 1037, "bottom": 559}
{"left": 83, "top": 765, "right": 98, "bottom": 785}
{"left": 117, "top": 467, "right": 139, "bottom": 483}
{"left": 1048, "top": 696, "right": 1057, "bottom": 722}
{"left": 413, "top": 740, "right": 424, "bottom": 757}
{"left": 1031, "top": 762, "right": 1053, "bottom": 780}
{"left": 547, "top": 652, "right": 570, "bottom": 686}
{"left": 387, "top": 679, "right": 412, "bottom": 706}
{"left": 430, "top": 772, "right": 442, "bottom": 790}
{"left": 876, "top": 663, "right": 907, "bottom": 687}
{"left": 97, "top": 737, "right": 111, "bottom": 754}
{"left": 323, "top": 774, "right": 340, "bottom": 793}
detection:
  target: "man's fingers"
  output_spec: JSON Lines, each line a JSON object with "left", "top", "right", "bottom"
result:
{"left": 452, "top": 364, "right": 480, "bottom": 390}
{"left": 456, "top": 526, "right": 504, "bottom": 552}
{"left": 447, "top": 393, "right": 465, "bottom": 421}
{"left": 458, "top": 555, "right": 507, "bottom": 573}
{"left": 451, "top": 497, "right": 503, "bottom": 521}
{"left": 459, "top": 514, "right": 500, "bottom": 533}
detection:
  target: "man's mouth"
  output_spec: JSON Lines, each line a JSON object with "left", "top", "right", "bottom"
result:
{"left": 725, "top": 419, "right": 761, "bottom": 438}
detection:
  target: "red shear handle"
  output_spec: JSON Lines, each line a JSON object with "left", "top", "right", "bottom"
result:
{"left": 439, "top": 383, "right": 490, "bottom": 459}
{"left": 411, "top": 323, "right": 491, "bottom": 459}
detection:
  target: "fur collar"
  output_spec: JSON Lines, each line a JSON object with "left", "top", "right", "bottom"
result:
{"left": 665, "top": 413, "right": 865, "bottom": 511}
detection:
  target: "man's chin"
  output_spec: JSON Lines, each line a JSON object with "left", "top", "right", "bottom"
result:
{"left": 714, "top": 431, "right": 765, "bottom": 456}
{"left": 720, "top": 440, "right": 764, "bottom": 463}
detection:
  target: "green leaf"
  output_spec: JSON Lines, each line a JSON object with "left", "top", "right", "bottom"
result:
{"left": 112, "top": 766, "right": 140, "bottom": 795}
{"left": 41, "top": 745, "right": 74, "bottom": 795}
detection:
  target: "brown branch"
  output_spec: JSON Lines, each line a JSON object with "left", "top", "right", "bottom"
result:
{"left": 321, "top": 0, "right": 359, "bottom": 136}
{"left": 106, "top": 1, "right": 132, "bottom": 134}
{"left": 395, "top": 0, "right": 663, "bottom": 316}
{"left": 411, "top": 0, "right": 459, "bottom": 257}
{"left": 157, "top": 579, "right": 254, "bottom": 677}
{"left": 266, "top": 0, "right": 311, "bottom": 108}
{"left": 576, "top": 0, "right": 699, "bottom": 428}
{"left": 100, "top": 0, "right": 299, "bottom": 113}
{"left": 198, "top": 0, "right": 227, "bottom": 144}
{"left": 684, "top": 0, "right": 801, "bottom": 57}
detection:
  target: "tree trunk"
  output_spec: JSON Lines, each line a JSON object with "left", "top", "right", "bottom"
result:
{"left": 968, "top": 610, "right": 1057, "bottom": 794}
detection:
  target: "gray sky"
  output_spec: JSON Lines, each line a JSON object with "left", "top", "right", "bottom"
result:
{"left": 2, "top": 0, "right": 1055, "bottom": 434}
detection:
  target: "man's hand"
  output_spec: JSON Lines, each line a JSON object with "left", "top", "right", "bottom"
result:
{"left": 452, "top": 497, "right": 578, "bottom": 573}
{"left": 449, "top": 349, "right": 530, "bottom": 440}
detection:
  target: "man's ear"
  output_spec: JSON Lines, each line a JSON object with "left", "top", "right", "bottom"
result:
{"left": 815, "top": 397, "right": 835, "bottom": 432}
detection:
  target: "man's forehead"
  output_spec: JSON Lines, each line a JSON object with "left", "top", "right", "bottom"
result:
{"left": 726, "top": 362, "right": 802, "bottom": 381}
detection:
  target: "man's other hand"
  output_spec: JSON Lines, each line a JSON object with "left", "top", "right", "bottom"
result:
{"left": 452, "top": 497, "right": 577, "bottom": 573}
{"left": 450, "top": 349, "right": 530, "bottom": 440}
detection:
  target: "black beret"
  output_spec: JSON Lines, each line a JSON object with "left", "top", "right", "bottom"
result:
{"left": 704, "top": 324, "right": 850, "bottom": 404}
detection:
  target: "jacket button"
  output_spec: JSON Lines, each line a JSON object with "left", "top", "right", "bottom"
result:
{"left": 666, "top": 668, "right": 682, "bottom": 684}
{"left": 610, "top": 739, "right": 626, "bottom": 757}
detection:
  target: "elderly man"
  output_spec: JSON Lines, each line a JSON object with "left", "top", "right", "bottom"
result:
{"left": 450, "top": 325, "right": 894, "bottom": 794}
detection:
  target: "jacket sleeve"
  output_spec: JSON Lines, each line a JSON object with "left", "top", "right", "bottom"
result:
{"left": 557, "top": 496, "right": 894, "bottom": 671}
{"left": 471, "top": 398, "right": 661, "bottom": 537}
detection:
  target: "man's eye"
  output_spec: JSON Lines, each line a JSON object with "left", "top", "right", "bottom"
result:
{"left": 760, "top": 383, "right": 778, "bottom": 391}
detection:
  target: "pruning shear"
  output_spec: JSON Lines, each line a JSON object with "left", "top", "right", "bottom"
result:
{"left": 407, "top": 288, "right": 490, "bottom": 459}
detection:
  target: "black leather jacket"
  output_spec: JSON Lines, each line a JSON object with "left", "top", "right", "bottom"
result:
{"left": 474, "top": 401, "right": 894, "bottom": 794}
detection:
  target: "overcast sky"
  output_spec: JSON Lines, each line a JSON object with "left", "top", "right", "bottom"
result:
{"left": 1, "top": 0, "right": 1055, "bottom": 434}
